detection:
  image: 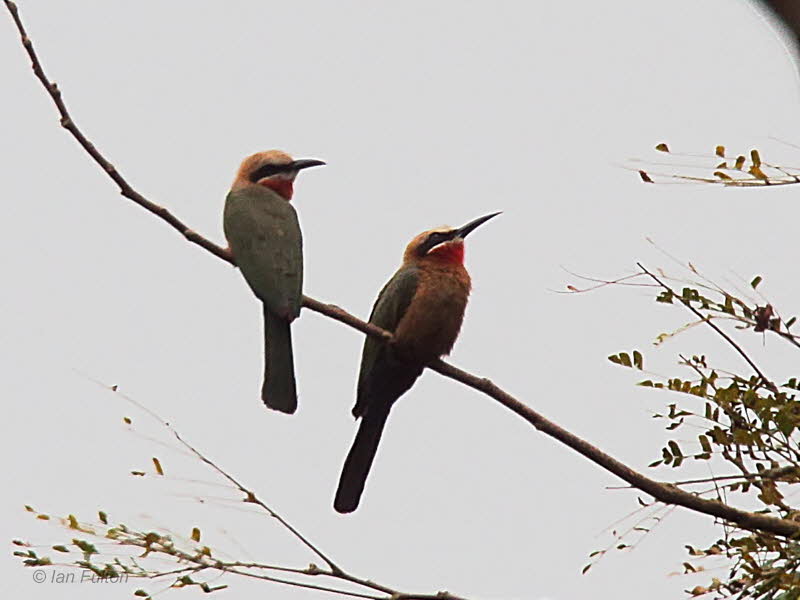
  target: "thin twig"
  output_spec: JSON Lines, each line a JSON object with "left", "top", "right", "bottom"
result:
{"left": 6, "top": 0, "right": 800, "bottom": 542}
{"left": 78, "top": 374, "right": 342, "bottom": 575}
{"left": 174, "top": 429, "right": 343, "bottom": 574}
{"left": 668, "top": 466, "right": 800, "bottom": 487}
{"left": 217, "top": 566, "right": 381, "bottom": 600}
{"left": 84, "top": 379, "right": 469, "bottom": 600}
{"left": 638, "top": 263, "right": 779, "bottom": 393}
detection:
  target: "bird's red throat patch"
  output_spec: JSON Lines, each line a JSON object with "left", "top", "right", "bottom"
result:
{"left": 428, "top": 241, "right": 464, "bottom": 264}
{"left": 259, "top": 178, "right": 294, "bottom": 200}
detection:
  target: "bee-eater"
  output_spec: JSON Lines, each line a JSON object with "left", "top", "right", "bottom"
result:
{"left": 334, "top": 212, "right": 500, "bottom": 513}
{"left": 224, "top": 151, "right": 324, "bottom": 414}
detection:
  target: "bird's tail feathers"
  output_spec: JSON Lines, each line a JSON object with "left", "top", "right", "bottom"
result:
{"left": 334, "top": 407, "right": 390, "bottom": 513}
{"left": 261, "top": 306, "right": 298, "bottom": 414}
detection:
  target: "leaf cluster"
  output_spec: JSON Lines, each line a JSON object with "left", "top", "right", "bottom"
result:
{"left": 607, "top": 269, "right": 800, "bottom": 598}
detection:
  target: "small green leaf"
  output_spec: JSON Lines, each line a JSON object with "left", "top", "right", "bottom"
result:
{"left": 656, "top": 291, "right": 673, "bottom": 304}
{"left": 750, "top": 276, "right": 762, "bottom": 289}
{"left": 749, "top": 165, "right": 768, "bottom": 180}
{"left": 72, "top": 539, "right": 98, "bottom": 556}
{"left": 723, "top": 295, "right": 734, "bottom": 315}
{"left": 607, "top": 352, "right": 635, "bottom": 367}
{"left": 668, "top": 440, "right": 682, "bottom": 457}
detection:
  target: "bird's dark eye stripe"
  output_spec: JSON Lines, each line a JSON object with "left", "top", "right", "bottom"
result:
{"left": 419, "top": 232, "right": 450, "bottom": 255}
{"left": 250, "top": 164, "right": 284, "bottom": 182}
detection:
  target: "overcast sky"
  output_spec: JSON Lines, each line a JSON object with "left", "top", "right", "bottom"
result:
{"left": 3, "top": 2, "right": 800, "bottom": 599}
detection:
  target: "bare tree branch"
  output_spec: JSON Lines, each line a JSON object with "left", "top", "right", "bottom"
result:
{"left": 6, "top": 0, "right": 800, "bottom": 542}
{"left": 431, "top": 361, "right": 800, "bottom": 538}
{"left": 3, "top": 1, "right": 233, "bottom": 265}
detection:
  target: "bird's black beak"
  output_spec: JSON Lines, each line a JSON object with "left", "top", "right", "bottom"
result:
{"left": 289, "top": 158, "right": 326, "bottom": 171}
{"left": 455, "top": 212, "right": 501, "bottom": 239}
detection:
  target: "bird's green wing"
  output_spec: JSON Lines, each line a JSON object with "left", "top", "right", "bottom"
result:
{"left": 223, "top": 187, "right": 303, "bottom": 318}
{"left": 353, "top": 266, "right": 420, "bottom": 417}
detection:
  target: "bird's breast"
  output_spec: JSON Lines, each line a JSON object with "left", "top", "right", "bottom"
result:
{"left": 392, "top": 265, "right": 471, "bottom": 364}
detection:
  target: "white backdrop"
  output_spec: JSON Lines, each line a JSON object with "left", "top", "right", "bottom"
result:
{"left": 3, "top": 2, "right": 800, "bottom": 599}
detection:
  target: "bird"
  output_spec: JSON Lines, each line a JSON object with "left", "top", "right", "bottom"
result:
{"left": 223, "top": 150, "right": 325, "bottom": 414}
{"left": 334, "top": 212, "right": 500, "bottom": 513}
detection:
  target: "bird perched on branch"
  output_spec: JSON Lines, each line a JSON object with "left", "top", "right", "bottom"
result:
{"left": 334, "top": 212, "right": 500, "bottom": 513}
{"left": 224, "top": 151, "right": 325, "bottom": 414}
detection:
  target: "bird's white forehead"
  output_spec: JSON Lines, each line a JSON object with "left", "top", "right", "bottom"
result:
{"left": 429, "top": 226, "right": 454, "bottom": 234}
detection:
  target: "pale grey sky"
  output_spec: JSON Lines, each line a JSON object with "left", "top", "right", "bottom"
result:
{"left": 3, "top": 2, "right": 800, "bottom": 599}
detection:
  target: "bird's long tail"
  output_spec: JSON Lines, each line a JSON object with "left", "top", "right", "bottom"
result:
{"left": 261, "top": 306, "right": 298, "bottom": 414}
{"left": 334, "top": 406, "right": 390, "bottom": 513}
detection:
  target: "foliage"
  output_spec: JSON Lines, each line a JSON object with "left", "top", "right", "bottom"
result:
{"left": 637, "top": 144, "right": 800, "bottom": 187}
{"left": 9, "top": 396, "right": 468, "bottom": 600}
{"left": 598, "top": 256, "right": 800, "bottom": 598}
